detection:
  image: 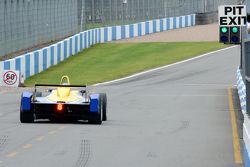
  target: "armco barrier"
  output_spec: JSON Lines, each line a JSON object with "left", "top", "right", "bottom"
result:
{"left": 237, "top": 68, "right": 247, "bottom": 115}
{"left": 237, "top": 68, "right": 250, "bottom": 166}
{"left": 0, "top": 14, "right": 195, "bottom": 82}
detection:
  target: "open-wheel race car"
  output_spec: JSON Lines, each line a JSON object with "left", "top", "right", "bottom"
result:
{"left": 20, "top": 76, "right": 107, "bottom": 124}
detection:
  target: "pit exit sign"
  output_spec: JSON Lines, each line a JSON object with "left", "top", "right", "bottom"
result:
{"left": 219, "top": 5, "right": 247, "bottom": 26}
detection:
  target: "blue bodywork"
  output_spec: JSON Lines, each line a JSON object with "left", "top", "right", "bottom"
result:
{"left": 21, "top": 91, "right": 33, "bottom": 112}
{"left": 90, "top": 94, "right": 99, "bottom": 113}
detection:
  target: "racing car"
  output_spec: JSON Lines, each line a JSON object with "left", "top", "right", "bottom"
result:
{"left": 20, "top": 76, "right": 107, "bottom": 124}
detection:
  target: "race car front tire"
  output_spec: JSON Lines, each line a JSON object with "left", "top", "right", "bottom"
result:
{"left": 88, "top": 95, "right": 103, "bottom": 124}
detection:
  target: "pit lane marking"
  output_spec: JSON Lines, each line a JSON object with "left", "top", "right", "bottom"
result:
{"left": 48, "top": 130, "right": 57, "bottom": 135}
{"left": 23, "top": 144, "right": 33, "bottom": 149}
{"left": 3, "top": 127, "right": 65, "bottom": 159}
{"left": 58, "top": 126, "right": 65, "bottom": 130}
{"left": 36, "top": 136, "right": 45, "bottom": 141}
{"left": 228, "top": 88, "right": 243, "bottom": 164}
{"left": 6, "top": 151, "right": 17, "bottom": 158}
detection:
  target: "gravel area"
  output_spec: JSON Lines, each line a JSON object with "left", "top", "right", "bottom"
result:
{"left": 115, "top": 23, "right": 219, "bottom": 43}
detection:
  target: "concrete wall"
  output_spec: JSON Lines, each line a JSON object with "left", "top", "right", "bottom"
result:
{"left": 0, "top": 14, "right": 195, "bottom": 82}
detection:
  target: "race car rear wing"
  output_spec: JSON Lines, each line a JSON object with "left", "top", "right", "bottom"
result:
{"left": 34, "top": 84, "right": 87, "bottom": 94}
{"left": 33, "top": 84, "right": 88, "bottom": 100}
{"left": 35, "top": 84, "right": 86, "bottom": 88}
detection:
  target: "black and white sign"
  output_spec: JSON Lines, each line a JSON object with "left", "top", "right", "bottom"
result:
{"left": 219, "top": 5, "right": 247, "bottom": 26}
{"left": 1, "top": 70, "right": 20, "bottom": 87}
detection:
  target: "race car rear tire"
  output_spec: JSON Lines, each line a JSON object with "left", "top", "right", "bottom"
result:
{"left": 100, "top": 93, "right": 107, "bottom": 121}
{"left": 88, "top": 95, "right": 102, "bottom": 124}
{"left": 20, "top": 94, "right": 34, "bottom": 123}
{"left": 20, "top": 112, "right": 34, "bottom": 123}
{"left": 88, "top": 113, "right": 102, "bottom": 124}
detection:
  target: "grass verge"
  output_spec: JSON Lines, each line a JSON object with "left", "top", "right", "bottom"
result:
{"left": 25, "top": 42, "right": 228, "bottom": 86}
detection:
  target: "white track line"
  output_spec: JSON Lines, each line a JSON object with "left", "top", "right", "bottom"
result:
{"left": 94, "top": 45, "right": 239, "bottom": 86}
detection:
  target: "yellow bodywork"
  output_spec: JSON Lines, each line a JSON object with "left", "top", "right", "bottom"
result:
{"left": 47, "top": 89, "right": 81, "bottom": 102}
{"left": 46, "top": 75, "right": 82, "bottom": 102}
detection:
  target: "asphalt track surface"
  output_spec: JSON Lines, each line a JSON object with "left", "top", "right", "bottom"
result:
{"left": 0, "top": 46, "right": 242, "bottom": 167}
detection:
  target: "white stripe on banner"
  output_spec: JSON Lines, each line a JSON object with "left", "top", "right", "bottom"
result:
{"left": 182, "top": 16, "right": 185, "bottom": 28}
{"left": 88, "top": 30, "right": 92, "bottom": 47}
{"left": 134, "top": 24, "right": 138, "bottom": 37}
{"left": 0, "top": 61, "right": 3, "bottom": 71}
{"left": 91, "top": 30, "right": 93, "bottom": 46}
{"left": 170, "top": 17, "right": 173, "bottom": 29}
{"left": 0, "top": 61, "right": 2, "bottom": 84}
{"left": 176, "top": 17, "right": 180, "bottom": 29}
{"left": 156, "top": 19, "right": 160, "bottom": 32}
{"left": 95, "top": 29, "right": 97, "bottom": 44}
{"left": 149, "top": 21, "right": 153, "bottom": 34}
{"left": 188, "top": 15, "right": 191, "bottom": 26}
{"left": 98, "top": 29, "right": 101, "bottom": 43}
{"left": 116, "top": 26, "right": 121, "bottom": 40}
{"left": 89, "top": 30, "right": 91, "bottom": 46}
{"left": 125, "top": 25, "right": 129, "bottom": 38}
{"left": 54, "top": 45, "right": 57, "bottom": 65}
{"left": 89, "top": 30, "right": 92, "bottom": 46}
{"left": 81, "top": 32, "right": 84, "bottom": 49}
{"left": 77, "top": 34, "right": 80, "bottom": 52}
{"left": 88, "top": 31, "right": 91, "bottom": 47}
{"left": 60, "top": 42, "right": 64, "bottom": 61}
{"left": 163, "top": 19, "right": 166, "bottom": 31}
{"left": 193, "top": 14, "right": 196, "bottom": 25}
{"left": 21, "top": 56, "right": 25, "bottom": 79}
{"left": 100, "top": 28, "right": 104, "bottom": 43}
{"left": 82, "top": 32, "right": 86, "bottom": 48}
{"left": 67, "top": 39, "right": 70, "bottom": 58}
{"left": 30, "top": 53, "right": 35, "bottom": 76}
{"left": 108, "top": 27, "right": 112, "bottom": 42}
{"left": 72, "top": 37, "right": 76, "bottom": 55}
{"left": 93, "top": 29, "right": 96, "bottom": 45}
{"left": 93, "top": 30, "right": 96, "bottom": 45}
{"left": 10, "top": 59, "right": 15, "bottom": 70}
{"left": 96, "top": 30, "right": 99, "bottom": 44}
{"left": 39, "top": 50, "right": 43, "bottom": 73}
{"left": 0, "top": 62, "right": 2, "bottom": 84}
{"left": 92, "top": 30, "right": 94, "bottom": 45}
{"left": 86, "top": 32, "right": 89, "bottom": 48}
{"left": 141, "top": 22, "right": 145, "bottom": 35}
{"left": 90, "top": 30, "right": 95, "bottom": 46}
{"left": 46, "top": 47, "right": 50, "bottom": 68}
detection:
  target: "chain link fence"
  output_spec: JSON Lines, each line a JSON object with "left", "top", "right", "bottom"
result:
{"left": 0, "top": 0, "right": 240, "bottom": 59}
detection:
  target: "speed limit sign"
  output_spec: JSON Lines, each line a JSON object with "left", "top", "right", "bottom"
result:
{"left": 1, "top": 70, "right": 20, "bottom": 87}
